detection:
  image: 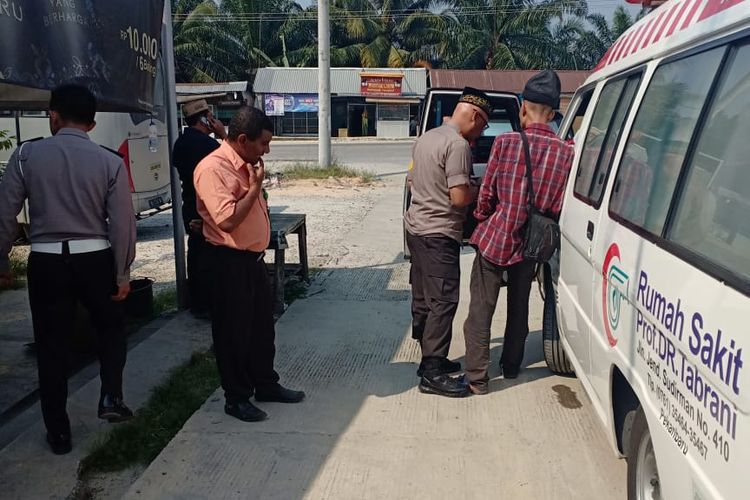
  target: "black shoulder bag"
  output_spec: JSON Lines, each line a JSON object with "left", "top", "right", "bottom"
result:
{"left": 520, "top": 131, "right": 560, "bottom": 263}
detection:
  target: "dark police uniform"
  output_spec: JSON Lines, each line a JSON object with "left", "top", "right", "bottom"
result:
{"left": 0, "top": 128, "right": 136, "bottom": 438}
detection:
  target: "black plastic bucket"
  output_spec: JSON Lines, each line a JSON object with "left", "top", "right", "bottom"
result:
{"left": 125, "top": 278, "right": 154, "bottom": 318}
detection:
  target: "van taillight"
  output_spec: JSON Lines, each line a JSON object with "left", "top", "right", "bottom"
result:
{"left": 117, "top": 140, "right": 135, "bottom": 193}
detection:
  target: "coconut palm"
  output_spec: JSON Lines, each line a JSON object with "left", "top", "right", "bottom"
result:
{"left": 443, "top": 0, "right": 588, "bottom": 70}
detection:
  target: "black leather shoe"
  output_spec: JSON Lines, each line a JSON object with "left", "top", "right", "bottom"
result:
{"left": 417, "top": 358, "right": 461, "bottom": 377}
{"left": 225, "top": 400, "right": 268, "bottom": 422}
{"left": 98, "top": 394, "right": 134, "bottom": 422}
{"left": 255, "top": 385, "right": 305, "bottom": 403}
{"left": 418, "top": 374, "right": 469, "bottom": 398}
{"left": 46, "top": 432, "right": 72, "bottom": 455}
{"left": 500, "top": 362, "right": 519, "bottom": 379}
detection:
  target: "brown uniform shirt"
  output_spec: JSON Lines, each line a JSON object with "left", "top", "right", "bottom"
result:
{"left": 404, "top": 123, "right": 472, "bottom": 242}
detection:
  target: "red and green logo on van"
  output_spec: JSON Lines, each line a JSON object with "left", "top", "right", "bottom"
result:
{"left": 602, "top": 243, "right": 629, "bottom": 347}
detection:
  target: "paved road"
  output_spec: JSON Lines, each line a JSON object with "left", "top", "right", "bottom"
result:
{"left": 266, "top": 141, "right": 413, "bottom": 176}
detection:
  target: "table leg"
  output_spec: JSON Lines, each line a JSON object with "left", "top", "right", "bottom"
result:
{"left": 298, "top": 224, "right": 310, "bottom": 283}
{"left": 274, "top": 249, "right": 286, "bottom": 314}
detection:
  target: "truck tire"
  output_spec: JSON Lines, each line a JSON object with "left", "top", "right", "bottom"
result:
{"left": 627, "top": 408, "right": 662, "bottom": 500}
{"left": 542, "top": 262, "right": 574, "bottom": 375}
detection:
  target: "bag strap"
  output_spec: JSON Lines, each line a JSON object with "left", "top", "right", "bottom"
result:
{"left": 519, "top": 130, "right": 537, "bottom": 212}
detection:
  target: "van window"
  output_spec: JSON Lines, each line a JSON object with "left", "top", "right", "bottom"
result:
{"left": 609, "top": 47, "right": 726, "bottom": 234}
{"left": 574, "top": 75, "right": 640, "bottom": 206}
{"left": 668, "top": 43, "right": 750, "bottom": 281}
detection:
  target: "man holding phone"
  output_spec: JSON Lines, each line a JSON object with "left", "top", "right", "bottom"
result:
{"left": 173, "top": 99, "right": 227, "bottom": 318}
{"left": 194, "top": 106, "right": 304, "bottom": 423}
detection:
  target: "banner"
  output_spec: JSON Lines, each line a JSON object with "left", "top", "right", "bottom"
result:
{"left": 284, "top": 94, "right": 318, "bottom": 113}
{"left": 360, "top": 74, "right": 403, "bottom": 96}
{"left": 264, "top": 95, "right": 285, "bottom": 116}
{"left": 0, "top": 0, "right": 165, "bottom": 112}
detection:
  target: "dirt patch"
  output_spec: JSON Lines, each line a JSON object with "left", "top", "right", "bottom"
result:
{"left": 71, "top": 465, "right": 146, "bottom": 500}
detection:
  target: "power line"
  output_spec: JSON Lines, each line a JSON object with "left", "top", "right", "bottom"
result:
{"left": 174, "top": 8, "right": 623, "bottom": 23}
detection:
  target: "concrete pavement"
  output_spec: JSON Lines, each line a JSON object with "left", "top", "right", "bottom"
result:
{"left": 0, "top": 312, "right": 212, "bottom": 499}
{"left": 123, "top": 178, "right": 626, "bottom": 500}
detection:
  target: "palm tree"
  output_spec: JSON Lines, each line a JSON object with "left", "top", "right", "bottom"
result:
{"left": 572, "top": 6, "right": 639, "bottom": 69}
{"left": 281, "top": 0, "right": 453, "bottom": 68}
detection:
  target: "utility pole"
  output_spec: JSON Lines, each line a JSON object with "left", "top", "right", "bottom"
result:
{"left": 163, "top": 0, "right": 188, "bottom": 309}
{"left": 318, "top": 0, "right": 331, "bottom": 167}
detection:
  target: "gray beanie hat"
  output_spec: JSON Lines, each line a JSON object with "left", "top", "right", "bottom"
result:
{"left": 522, "top": 70, "right": 561, "bottom": 110}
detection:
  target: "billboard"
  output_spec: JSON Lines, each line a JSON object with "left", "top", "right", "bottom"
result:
{"left": 0, "top": 0, "right": 165, "bottom": 112}
{"left": 264, "top": 94, "right": 319, "bottom": 115}
{"left": 360, "top": 74, "right": 403, "bottom": 96}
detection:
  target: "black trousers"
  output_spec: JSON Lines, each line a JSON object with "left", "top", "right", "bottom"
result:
{"left": 208, "top": 245, "right": 280, "bottom": 403}
{"left": 406, "top": 232, "right": 460, "bottom": 360}
{"left": 187, "top": 232, "right": 212, "bottom": 313}
{"left": 463, "top": 252, "right": 537, "bottom": 386}
{"left": 27, "top": 247, "right": 126, "bottom": 436}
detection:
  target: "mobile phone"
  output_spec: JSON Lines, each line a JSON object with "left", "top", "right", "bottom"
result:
{"left": 200, "top": 116, "right": 213, "bottom": 130}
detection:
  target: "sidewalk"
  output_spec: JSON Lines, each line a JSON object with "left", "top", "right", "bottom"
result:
{"left": 0, "top": 311, "right": 212, "bottom": 499}
{"left": 123, "top": 183, "right": 626, "bottom": 499}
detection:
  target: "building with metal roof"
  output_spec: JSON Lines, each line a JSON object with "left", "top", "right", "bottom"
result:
{"left": 254, "top": 67, "right": 427, "bottom": 138}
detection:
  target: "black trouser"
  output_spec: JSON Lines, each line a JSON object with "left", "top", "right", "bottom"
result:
{"left": 27, "top": 247, "right": 126, "bottom": 436}
{"left": 187, "top": 232, "right": 211, "bottom": 313}
{"left": 208, "top": 245, "right": 280, "bottom": 403}
{"left": 463, "top": 252, "right": 536, "bottom": 387}
{"left": 406, "top": 232, "right": 460, "bottom": 361}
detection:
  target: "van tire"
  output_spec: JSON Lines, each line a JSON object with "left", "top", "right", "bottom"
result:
{"left": 542, "top": 263, "right": 574, "bottom": 375}
{"left": 627, "top": 408, "right": 661, "bottom": 500}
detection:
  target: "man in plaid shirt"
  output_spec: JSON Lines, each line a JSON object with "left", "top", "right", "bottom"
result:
{"left": 463, "top": 71, "right": 574, "bottom": 394}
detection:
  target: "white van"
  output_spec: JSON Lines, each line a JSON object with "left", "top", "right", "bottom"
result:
{"left": 548, "top": 1, "right": 750, "bottom": 498}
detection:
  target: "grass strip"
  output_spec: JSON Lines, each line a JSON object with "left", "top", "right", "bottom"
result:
{"left": 79, "top": 350, "right": 220, "bottom": 476}
{"left": 279, "top": 162, "right": 375, "bottom": 183}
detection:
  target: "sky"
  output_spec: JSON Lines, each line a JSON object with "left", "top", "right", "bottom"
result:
{"left": 294, "top": 0, "right": 643, "bottom": 22}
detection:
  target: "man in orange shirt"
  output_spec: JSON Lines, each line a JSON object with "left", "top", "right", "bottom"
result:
{"left": 194, "top": 106, "right": 304, "bottom": 422}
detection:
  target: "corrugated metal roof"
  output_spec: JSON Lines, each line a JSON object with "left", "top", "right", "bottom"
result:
{"left": 428, "top": 70, "right": 590, "bottom": 95}
{"left": 253, "top": 67, "right": 427, "bottom": 96}
{"left": 176, "top": 81, "right": 249, "bottom": 94}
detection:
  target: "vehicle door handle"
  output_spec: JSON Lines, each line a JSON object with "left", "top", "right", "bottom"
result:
{"left": 586, "top": 221, "right": 595, "bottom": 241}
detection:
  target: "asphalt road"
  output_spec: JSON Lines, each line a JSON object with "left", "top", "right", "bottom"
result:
{"left": 265, "top": 140, "right": 414, "bottom": 177}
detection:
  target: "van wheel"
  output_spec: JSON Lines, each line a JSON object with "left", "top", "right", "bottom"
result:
{"left": 627, "top": 408, "right": 662, "bottom": 500}
{"left": 541, "top": 263, "right": 573, "bottom": 375}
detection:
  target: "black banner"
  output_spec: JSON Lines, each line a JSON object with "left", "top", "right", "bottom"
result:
{"left": 0, "top": 0, "right": 165, "bottom": 112}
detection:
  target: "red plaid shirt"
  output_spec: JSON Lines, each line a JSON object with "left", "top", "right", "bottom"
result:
{"left": 470, "top": 123, "right": 574, "bottom": 266}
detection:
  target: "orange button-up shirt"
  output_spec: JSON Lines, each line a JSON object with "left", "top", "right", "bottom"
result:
{"left": 194, "top": 141, "right": 270, "bottom": 252}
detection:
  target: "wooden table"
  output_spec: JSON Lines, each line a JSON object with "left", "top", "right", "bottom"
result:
{"left": 268, "top": 213, "right": 309, "bottom": 313}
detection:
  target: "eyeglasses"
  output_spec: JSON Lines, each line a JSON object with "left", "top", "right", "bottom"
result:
{"left": 476, "top": 111, "right": 490, "bottom": 130}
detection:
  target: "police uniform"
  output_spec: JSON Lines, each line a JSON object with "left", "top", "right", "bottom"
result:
{"left": 0, "top": 128, "right": 136, "bottom": 441}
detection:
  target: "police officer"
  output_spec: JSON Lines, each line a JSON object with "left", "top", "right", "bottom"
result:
{"left": 404, "top": 87, "right": 491, "bottom": 398}
{"left": 0, "top": 85, "right": 137, "bottom": 454}
{"left": 173, "top": 99, "right": 226, "bottom": 318}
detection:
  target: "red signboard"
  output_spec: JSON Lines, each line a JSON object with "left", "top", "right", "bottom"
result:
{"left": 360, "top": 74, "right": 403, "bottom": 96}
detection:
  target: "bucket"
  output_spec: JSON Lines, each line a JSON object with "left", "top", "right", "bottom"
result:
{"left": 125, "top": 278, "right": 154, "bottom": 318}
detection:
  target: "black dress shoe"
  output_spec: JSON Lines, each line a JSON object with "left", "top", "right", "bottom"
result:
{"left": 419, "top": 374, "right": 469, "bottom": 398}
{"left": 225, "top": 400, "right": 267, "bottom": 422}
{"left": 98, "top": 394, "right": 134, "bottom": 422}
{"left": 255, "top": 385, "right": 305, "bottom": 403}
{"left": 416, "top": 358, "right": 461, "bottom": 377}
{"left": 46, "top": 432, "right": 72, "bottom": 455}
{"left": 500, "top": 362, "right": 519, "bottom": 379}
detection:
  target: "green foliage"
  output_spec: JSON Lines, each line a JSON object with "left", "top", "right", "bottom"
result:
{"left": 0, "top": 129, "right": 15, "bottom": 151}
{"left": 171, "top": 0, "right": 639, "bottom": 80}
{"left": 79, "top": 351, "right": 220, "bottom": 475}
{"left": 279, "top": 162, "right": 376, "bottom": 183}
